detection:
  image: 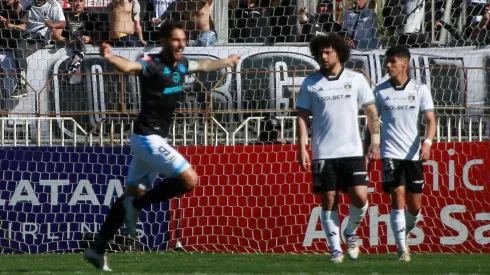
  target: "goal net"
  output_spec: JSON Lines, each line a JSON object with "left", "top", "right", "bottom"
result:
{"left": 0, "top": 0, "right": 490, "bottom": 254}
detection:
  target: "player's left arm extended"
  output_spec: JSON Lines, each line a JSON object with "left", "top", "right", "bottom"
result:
{"left": 190, "top": 55, "right": 240, "bottom": 73}
{"left": 424, "top": 111, "right": 436, "bottom": 142}
{"left": 363, "top": 103, "right": 381, "bottom": 151}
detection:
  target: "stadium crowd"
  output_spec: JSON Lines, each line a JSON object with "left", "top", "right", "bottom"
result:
{"left": 0, "top": 0, "right": 489, "bottom": 98}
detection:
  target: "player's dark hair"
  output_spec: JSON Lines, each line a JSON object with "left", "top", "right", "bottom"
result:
{"left": 159, "top": 21, "right": 185, "bottom": 40}
{"left": 385, "top": 45, "right": 411, "bottom": 60}
{"left": 309, "top": 34, "right": 350, "bottom": 63}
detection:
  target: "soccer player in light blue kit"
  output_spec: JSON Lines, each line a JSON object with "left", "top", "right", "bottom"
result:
{"left": 367, "top": 45, "right": 436, "bottom": 261}
{"left": 83, "top": 21, "right": 240, "bottom": 271}
{"left": 296, "top": 34, "right": 381, "bottom": 263}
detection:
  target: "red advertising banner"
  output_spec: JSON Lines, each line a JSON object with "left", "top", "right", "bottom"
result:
{"left": 170, "top": 142, "right": 490, "bottom": 254}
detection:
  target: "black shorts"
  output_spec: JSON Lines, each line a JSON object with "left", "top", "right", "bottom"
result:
{"left": 312, "top": 157, "right": 368, "bottom": 194}
{"left": 382, "top": 158, "right": 424, "bottom": 194}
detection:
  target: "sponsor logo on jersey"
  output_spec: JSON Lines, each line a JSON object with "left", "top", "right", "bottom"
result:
{"left": 163, "top": 67, "right": 171, "bottom": 75}
{"left": 344, "top": 82, "right": 352, "bottom": 92}
{"left": 163, "top": 85, "right": 184, "bottom": 94}
{"left": 317, "top": 94, "right": 351, "bottom": 101}
{"left": 172, "top": 72, "right": 181, "bottom": 83}
{"left": 408, "top": 95, "right": 416, "bottom": 102}
{"left": 383, "top": 105, "right": 411, "bottom": 111}
{"left": 385, "top": 96, "right": 390, "bottom": 100}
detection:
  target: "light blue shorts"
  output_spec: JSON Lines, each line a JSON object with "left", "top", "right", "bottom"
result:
{"left": 126, "top": 133, "right": 190, "bottom": 189}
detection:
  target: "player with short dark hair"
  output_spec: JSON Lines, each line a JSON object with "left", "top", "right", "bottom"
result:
{"left": 366, "top": 45, "right": 436, "bottom": 261}
{"left": 297, "top": 34, "right": 381, "bottom": 263}
{"left": 83, "top": 20, "right": 240, "bottom": 271}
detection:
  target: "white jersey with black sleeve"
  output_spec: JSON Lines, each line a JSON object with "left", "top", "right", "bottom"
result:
{"left": 374, "top": 79, "right": 435, "bottom": 160}
{"left": 296, "top": 68, "right": 375, "bottom": 160}
{"left": 24, "top": 0, "right": 66, "bottom": 40}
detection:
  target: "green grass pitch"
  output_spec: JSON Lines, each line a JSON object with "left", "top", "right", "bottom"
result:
{"left": 0, "top": 252, "right": 488, "bottom": 274}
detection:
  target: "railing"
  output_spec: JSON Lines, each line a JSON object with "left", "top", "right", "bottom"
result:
{"left": 1, "top": 114, "right": 488, "bottom": 146}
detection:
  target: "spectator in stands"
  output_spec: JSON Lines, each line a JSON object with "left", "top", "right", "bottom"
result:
{"left": 52, "top": 0, "right": 99, "bottom": 84}
{"left": 256, "top": 116, "right": 290, "bottom": 145}
{"left": 192, "top": 0, "right": 216, "bottom": 46}
{"left": 151, "top": 0, "right": 175, "bottom": 26}
{"left": 342, "top": 0, "right": 379, "bottom": 49}
{"left": 396, "top": 0, "right": 430, "bottom": 47}
{"left": 297, "top": 0, "right": 341, "bottom": 42}
{"left": 0, "top": 0, "right": 25, "bottom": 49}
{"left": 109, "top": 0, "right": 146, "bottom": 47}
{"left": 4, "top": 0, "right": 66, "bottom": 98}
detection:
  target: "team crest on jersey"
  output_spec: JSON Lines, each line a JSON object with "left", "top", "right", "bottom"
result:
{"left": 172, "top": 72, "right": 181, "bottom": 83}
{"left": 163, "top": 67, "right": 171, "bottom": 75}
{"left": 408, "top": 95, "right": 416, "bottom": 102}
{"left": 344, "top": 83, "right": 352, "bottom": 92}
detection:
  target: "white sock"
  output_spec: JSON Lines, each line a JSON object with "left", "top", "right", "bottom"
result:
{"left": 390, "top": 209, "right": 406, "bottom": 252}
{"left": 343, "top": 201, "right": 369, "bottom": 236}
{"left": 321, "top": 211, "right": 342, "bottom": 253}
{"left": 405, "top": 210, "right": 421, "bottom": 236}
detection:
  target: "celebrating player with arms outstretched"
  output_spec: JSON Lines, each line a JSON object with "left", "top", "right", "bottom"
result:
{"left": 367, "top": 45, "right": 436, "bottom": 261}
{"left": 296, "top": 34, "right": 381, "bottom": 263}
{"left": 83, "top": 21, "right": 240, "bottom": 271}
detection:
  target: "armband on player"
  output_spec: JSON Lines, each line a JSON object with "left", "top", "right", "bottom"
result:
{"left": 424, "top": 139, "right": 433, "bottom": 147}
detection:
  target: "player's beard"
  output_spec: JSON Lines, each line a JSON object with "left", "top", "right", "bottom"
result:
{"left": 321, "top": 62, "right": 336, "bottom": 75}
{"left": 163, "top": 46, "right": 180, "bottom": 63}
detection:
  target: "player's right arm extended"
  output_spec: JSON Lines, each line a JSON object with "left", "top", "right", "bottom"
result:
{"left": 105, "top": 54, "right": 143, "bottom": 75}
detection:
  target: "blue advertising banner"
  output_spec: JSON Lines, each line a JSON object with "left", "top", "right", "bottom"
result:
{"left": 0, "top": 147, "right": 170, "bottom": 254}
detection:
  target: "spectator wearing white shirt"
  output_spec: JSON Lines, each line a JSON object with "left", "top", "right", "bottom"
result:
{"left": 7, "top": 0, "right": 66, "bottom": 98}
{"left": 151, "top": 0, "right": 175, "bottom": 25}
